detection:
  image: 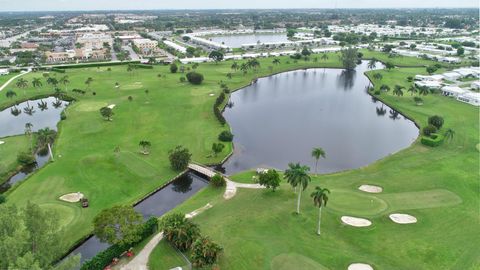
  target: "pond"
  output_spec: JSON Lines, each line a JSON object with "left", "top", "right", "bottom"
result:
{"left": 67, "top": 171, "right": 208, "bottom": 266}
{"left": 0, "top": 96, "right": 69, "bottom": 138}
{"left": 209, "top": 33, "right": 289, "bottom": 48}
{"left": 220, "top": 61, "right": 419, "bottom": 175}
{"left": 0, "top": 96, "right": 69, "bottom": 191}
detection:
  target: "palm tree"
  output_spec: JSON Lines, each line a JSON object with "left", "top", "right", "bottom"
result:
{"left": 24, "top": 122, "right": 34, "bottom": 154}
{"left": 407, "top": 86, "right": 417, "bottom": 96}
{"left": 367, "top": 58, "right": 377, "bottom": 70}
{"left": 139, "top": 140, "right": 151, "bottom": 154}
{"left": 272, "top": 58, "right": 280, "bottom": 65}
{"left": 32, "top": 77, "right": 42, "bottom": 89}
{"left": 240, "top": 63, "right": 249, "bottom": 75}
{"left": 231, "top": 62, "right": 239, "bottom": 71}
{"left": 444, "top": 128, "right": 455, "bottom": 142}
{"left": 59, "top": 75, "right": 69, "bottom": 91}
{"left": 23, "top": 101, "right": 35, "bottom": 115}
{"left": 321, "top": 53, "right": 329, "bottom": 61}
{"left": 16, "top": 78, "right": 28, "bottom": 95}
{"left": 85, "top": 77, "right": 93, "bottom": 90}
{"left": 37, "top": 128, "right": 56, "bottom": 160}
{"left": 376, "top": 105, "right": 387, "bottom": 116}
{"left": 311, "top": 186, "right": 330, "bottom": 235}
{"left": 373, "top": 73, "right": 383, "bottom": 81}
{"left": 5, "top": 89, "right": 16, "bottom": 99}
{"left": 284, "top": 163, "right": 311, "bottom": 214}
{"left": 418, "top": 86, "right": 429, "bottom": 96}
{"left": 393, "top": 85, "right": 404, "bottom": 97}
{"left": 380, "top": 84, "right": 390, "bottom": 92}
{"left": 311, "top": 147, "right": 326, "bottom": 174}
{"left": 46, "top": 77, "right": 58, "bottom": 90}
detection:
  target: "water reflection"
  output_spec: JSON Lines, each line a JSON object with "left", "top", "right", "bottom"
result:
{"left": 337, "top": 69, "right": 356, "bottom": 90}
{"left": 0, "top": 96, "right": 68, "bottom": 137}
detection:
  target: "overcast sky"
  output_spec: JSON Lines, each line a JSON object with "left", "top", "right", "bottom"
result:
{"left": 0, "top": 0, "right": 478, "bottom": 12}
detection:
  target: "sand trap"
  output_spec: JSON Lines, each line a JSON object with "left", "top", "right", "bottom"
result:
{"left": 358, "top": 184, "right": 383, "bottom": 193}
{"left": 0, "top": 141, "right": 4, "bottom": 145}
{"left": 107, "top": 104, "right": 116, "bottom": 109}
{"left": 209, "top": 93, "right": 215, "bottom": 96}
{"left": 348, "top": 263, "right": 374, "bottom": 270}
{"left": 341, "top": 216, "right": 372, "bottom": 227}
{"left": 59, "top": 192, "right": 84, "bottom": 203}
{"left": 389, "top": 213, "right": 417, "bottom": 224}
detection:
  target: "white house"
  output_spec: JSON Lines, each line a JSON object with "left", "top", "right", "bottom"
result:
{"left": 457, "top": 92, "right": 480, "bottom": 106}
{"left": 415, "top": 80, "right": 442, "bottom": 89}
{"left": 163, "top": 40, "right": 187, "bottom": 54}
{"left": 0, "top": 68, "right": 9, "bottom": 75}
{"left": 441, "top": 86, "right": 467, "bottom": 97}
{"left": 442, "top": 72, "right": 462, "bottom": 81}
{"left": 415, "top": 74, "right": 444, "bottom": 81}
{"left": 471, "top": 81, "right": 480, "bottom": 90}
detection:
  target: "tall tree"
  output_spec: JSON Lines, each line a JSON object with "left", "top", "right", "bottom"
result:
{"left": 284, "top": 163, "right": 311, "bottom": 214}
{"left": 32, "top": 77, "right": 42, "bottom": 89}
{"left": 93, "top": 205, "right": 143, "bottom": 246}
{"left": 311, "top": 147, "right": 326, "bottom": 174}
{"left": 59, "top": 75, "right": 69, "bottom": 91}
{"left": 339, "top": 47, "right": 358, "bottom": 70}
{"left": 25, "top": 122, "right": 34, "bottom": 154}
{"left": 6, "top": 89, "right": 17, "bottom": 99}
{"left": 444, "top": 128, "right": 455, "bottom": 142}
{"left": 85, "top": 77, "right": 93, "bottom": 90}
{"left": 100, "top": 107, "right": 114, "bottom": 121}
{"left": 393, "top": 85, "right": 404, "bottom": 97}
{"left": 311, "top": 186, "right": 330, "bottom": 235}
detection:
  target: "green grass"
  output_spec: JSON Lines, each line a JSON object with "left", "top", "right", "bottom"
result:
{"left": 148, "top": 240, "right": 188, "bottom": 270}
{"left": 0, "top": 135, "right": 31, "bottom": 184}
{"left": 148, "top": 57, "right": 480, "bottom": 269}
{"left": 0, "top": 53, "right": 344, "bottom": 255}
{"left": 0, "top": 72, "right": 18, "bottom": 87}
{"left": 360, "top": 49, "right": 445, "bottom": 67}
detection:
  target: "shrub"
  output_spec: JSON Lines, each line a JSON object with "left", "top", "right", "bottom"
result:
{"left": 0, "top": 194, "right": 6, "bottom": 204}
{"left": 180, "top": 76, "right": 186, "bottom": 83}
{"left": 131, "top": 64, "right": 153, "bottom": 69}
{"left": 210, "top": 174, "right": 226, "bottom": 187}
{"left": 423, "top": 124, "right": 438, "bottom": 136}
{"left": 213, "top": 107, "right": 226, "bottom": 125}
{"left": 17, "top": 152, "right": 36, "bottom": 166}
{"left": 421, "top": 133, "right": 444, "bottom": 147}
{"left": 161, "top": 213, "right": 200, "bottom": 252}
{"left": 168, "top": 146, "right": 191, "bottom": 171}
{"left": 258, "top": 169, "right": 281, "bottom": 191}
{"left": 214, "top": 92, "right": 226, "bottom": 107}
{"left": 191, "top": 236, "right": 223, "bottom": 268}
{"left": 60, "top": 111, "right": 67, "bottom": 120}
{"left": 186, "top": 72, "right": 204, "bottom": 85}
{"left": 428, "top": 115, "right": 444, "bottom": 129}
{"left": 170, "top": 63, "right": 178, "bottom": 73}
{"left": 218, "top": 130, "right": 234, "bottom": 142}
{"left": 374, "top": 90, "right": 381, "bottom": 95}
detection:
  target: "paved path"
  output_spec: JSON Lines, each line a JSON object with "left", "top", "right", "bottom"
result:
{"left": 119, "top": 203, "right": 212, "bottom": 270}
{"left": 188, "top": 163, "right": 264, "bottom": 199}
{"left": 0, "top": 70, "right": 31, "bottom": 92}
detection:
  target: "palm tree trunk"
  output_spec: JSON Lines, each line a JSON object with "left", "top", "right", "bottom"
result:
{"left": 296, "top": 188, "right": 302, "bottom": 214}
{"left": 47, "top": 143, "right": 54, "bottom": 161}
{"left": 317, "top": 206, "right": 323, "bottom": 235}
{"left": 315, "top": 159, "right": 319, "bottom": 174}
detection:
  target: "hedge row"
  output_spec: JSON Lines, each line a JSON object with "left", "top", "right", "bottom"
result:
{"left": 80, "top": 217, "right": 158, "bottom": 270}
{"left": 130, "top": 64, "right": 153, "bottom": 69}
{"left": 51, "top": 61, "right": 140, "bottom": 69}
{"left": 420, "top": 133, "right": 444, "bottom": 147}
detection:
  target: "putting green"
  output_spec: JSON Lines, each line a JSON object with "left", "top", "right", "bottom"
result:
{"left": 74, "top": 101, "right": 108, "bottom": 112}
{"left": 271, "top": 253, "right": 329, "bottom": 270}
{"left": 39, "top": 203, "right": 78, "bottom": 229}
{"left": 115, "top": 151, "right": 158, "bottom": 178}
{"left": 327, "top": 189, "right": 388, "bottom": 216}
{"left": 381, "top": 189, "right": 462, "bottom": 211}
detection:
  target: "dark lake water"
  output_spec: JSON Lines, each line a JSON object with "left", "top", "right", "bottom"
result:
{"left": 68, "top": 172, "right": 208, "bottom": 266}
{"left": 221, "top": 62, "right": 419, "bottom": 175}
{"left": 210, "top": 33, "right": 288, "bottom": 47}
{"left": 0, "top": 96, "right": 68, "bottom": 138}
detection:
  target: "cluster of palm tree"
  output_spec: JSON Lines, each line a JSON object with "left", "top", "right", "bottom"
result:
{"left": 36, "top": 127, "right": 56, "bottom": 160}
{"left": 231, "top": 59, "right": 261, "bottom": 75}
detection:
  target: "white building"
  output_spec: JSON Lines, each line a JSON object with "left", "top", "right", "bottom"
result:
{"left": 0, "top": 68, "right": 9, "bottom": 75}
{"left": 442, "top": 72, "right": 462, "bottom": 81}
{"left": 415, "top": 80, "right": 443, "bottom": 89}
{"left": 471, "top": 81, "right": 480, "bottom": 90}
{"left": 163, "top": 40, "right": 187, "bottom": 54}
{"left": 441, "top": 86, "right": 467, "bottom": 97}
{"left": 457, "top": 92, "right": 480, "bottom": 106}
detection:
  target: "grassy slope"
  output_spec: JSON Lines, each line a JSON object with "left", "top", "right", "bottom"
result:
{"left": 149, "top": 63, "right": 480, "bottom": 269}
{"left": 148, "top": 241, "right": 187, "bottom": 270}
{"left": 0, "top": 53, "right": 344, "bottom": 251}
{"left": 0, "top": 135, "right": 30, "bottom": 183}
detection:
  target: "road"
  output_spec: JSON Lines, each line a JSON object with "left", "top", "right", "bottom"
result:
{"left": 122, "top": 45, "right": 141, "bottom": 61}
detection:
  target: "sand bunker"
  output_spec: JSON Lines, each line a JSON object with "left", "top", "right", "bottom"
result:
{"left": 59, "top": 192, "right": 84, "bottom": 203}
{"left": 389, "top": 213, "right": 417, "bottom": 224}
{"left": 358, "top": 184, "right": 383, "bottom": 193}
{"left": 107, "top": 104, "right": 116, "bottom": 109}
{"left": 348, "top": 263, "right": 374, "bottom": 270}
{"left": 209, "top": 93, "right": 215, "bottom": 96}
{"left": 0, "top": 141, "right": 4, "bottom": 145}
{"left": 341, "top": 216, "right": 372, "bottom": 227}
